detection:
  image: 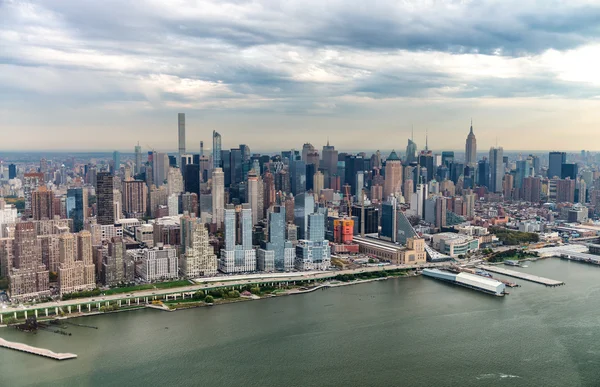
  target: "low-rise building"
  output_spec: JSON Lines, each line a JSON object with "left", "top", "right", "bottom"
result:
{"left": 432, "top": 233, "right": 480, "bottom": 257}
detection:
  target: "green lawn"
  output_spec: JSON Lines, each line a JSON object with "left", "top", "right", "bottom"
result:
{"left": 103, "top": 280, "right": 192, "bottom": 295}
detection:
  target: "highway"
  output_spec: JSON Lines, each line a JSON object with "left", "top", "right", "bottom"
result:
{"left": 1, "top": 263, "right": 447, "bottom": 315}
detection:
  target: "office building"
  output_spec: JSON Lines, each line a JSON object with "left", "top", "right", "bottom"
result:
{"left": 321, "top": 140, "right": 338, "bottom": 181}
{"left": 8, "top": 163, "right": 16, "bottom": 179}
{"left": 465, "top": 120, "right": 477, "bottom": 166}
{"left": 294, "top": 193, "right": 315, "bottom": 240}
{"left": 548, "top": 151, "right": 566, "bottom": 179}
{"left": 489, "top": 147, "right": 504, "bottom": 193}
{"left": 96, "top": 172, "right": 115, "bottom": 225}
{"left": 380, "top": 197, "right": 398, "bottom": 242}
{"left": 134, "top": 143, "right": 143, "bottom": 175}
{"left": 561, "top": 163, "right": 578, "bottom": 180}
{"left": 67, "top": 188, "right": 88, "bottom": 232}
{"left": 290, "top": 159, "right": 306, "bottom": 195}
{"left": 112, "top": 151, "right": 120, "bottom": 175}
{"left": 383, "top": 150, "right": 403, "bottom": 199}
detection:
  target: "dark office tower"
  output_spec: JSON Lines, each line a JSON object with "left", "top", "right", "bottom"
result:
{"left": 294, "top": 193, "right": 315, "bottom": 240}
{"left": 184, "top": 164, "right": 200, "bottom": 196}
{"left": 290, "top": 159, "right": 306, "bottom": 195}
{"left": 436, "top": 165, "right": 449, "bottom": 181}
{"left": 351, "top": 205, "right": 379, "bottom": 234}
{"left": 441, "top": 151, "right": 455, "bottom": 167}
{"left": 67, "top": 188, "right": 88, "bottom": 232}
{"left": 8, "top": 163, "right": 16, "bottom": 179}
{"left": 380, "top": 198, "right": 397, "bottom": 242}
{"left": 418, "top": 151, "right": 434, "bottom": 183}
{"left": 477, "top": 158, "right": 490, "bottom": 188}
{"left": 178, "top": 113, "right": 186, "bottom": 157}
{"left": 96, "top": 172, "right": 115, "bottom": 225}
{"left": 548, "top": 151, "right": 566, "bottom": 179}
{"left": 212, "top": 131, "right": 222, "bottom": 169}
{"left": 561, "top": 163, "right": 578, "bottom": 180}
{"left": 306, "top": 163, "right": 316, "bottom": 192}
{"left": 221, "top": 149, "right": 231, "bottom": 187}
{"left": 275, "top": 169, "right": 290, "bottom": 193}
{"left": 463, "top": 166, "right": 474, "bottom": 189}
{"left": 230, "top": 148, "right": 243, "bottom": 185}
{"left": 239, "top": 144, "right": 251, "bottom": 162}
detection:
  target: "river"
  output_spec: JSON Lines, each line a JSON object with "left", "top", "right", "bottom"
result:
{"left": 1, "top": 258, "right": 599, "bottom": 386}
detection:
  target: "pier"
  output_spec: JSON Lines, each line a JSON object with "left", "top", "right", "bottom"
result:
{"left": 477, "top": 265, "right": 564, "bottom": 287}
{"left": 0, "top": 338, "right": 77, "bottom": 360}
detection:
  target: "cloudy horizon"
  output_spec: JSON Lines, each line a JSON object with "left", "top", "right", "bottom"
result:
{"left": 2, "top": 0, "right": 600, "bottom": 152}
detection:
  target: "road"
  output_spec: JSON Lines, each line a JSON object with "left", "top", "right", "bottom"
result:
{"left": 1, "top": 263, "right": 447, "bottom": 315}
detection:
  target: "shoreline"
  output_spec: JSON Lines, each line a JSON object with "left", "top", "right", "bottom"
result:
{"left": 0, "top": 274, "right": 416, "bottom": 327}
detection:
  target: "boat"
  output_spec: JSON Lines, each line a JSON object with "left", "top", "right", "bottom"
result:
{"left": 504, "top": 260, "right": 520, "bottom": 267}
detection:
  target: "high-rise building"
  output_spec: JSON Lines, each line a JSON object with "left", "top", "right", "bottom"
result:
{"left": 180, "top": 215, "right": 217, "bottom": 277}
{"left": 263, "top": 171, "right": 276, "bottom": 217}
{"left": 153, "top": 152, "right": 169, "bottom": 186}
{"left": 184, "top": 164, "right": 200, "bottom": 196}
{"left": 257, "top": 206, "right": 295, "bottom": 271}
{"left": 102, "top": 237, "right": 125, "bottom": 286}
{"left": 219, "top": 204, "right": 256, "bottom": 273}
{"left": 32, "top": 187, "right": 55, "bottom": 220}
{"left": 294, "top": 193, "right": 315, "bottom": 240}
{"left": 418, "top": 151, "right": 434, "bottom": 183}
{"left": 465, "top": 120, "right": 477, "bottom": 166}
{"left": 247, "top": 171, "right": 263, "bottom": 225}
{"left": 212, "top": 168, "right": 225, "bottom": 227}
{"left": 477, "top": 158, "right": 490, "bottom": 188}
{"left": 96, "top": 172, "right": 115, "bottom": 225}
{"left": 8, "top": 163, "right": 17, "bottom": 179}
{"left": 181, "top": 192, "right": 198, "bottom": 216}
{"left": 290, "top": 159, "right": 306, "bottom": 195}
{"left": 112, "top": 151, "right": 121, "bottom": 176}
{"left": 122, "top": 180, "right": 147, "bottom": 219}
{"left": 178, "top": 113, "right": 186, "bottom": 158}
{"left": 167, "top": 167, "right": 184, "bottom": 196}
{"left": 551, "top": 178, "right": 576, "bottom": 203}
{"left": 406, "top": 136, "right": 418, "bottom": 164}
{"left": 523, "top": 176, "right": 542, "bottom": 203}
{"left": 23, "top": 172, "right": 44, "bottom": 213}
{"left": 58, "top": 232, "right": 96, "bottom": 296}
{"left": 383, "top": 150, "right": 403, "bottom": 199}
{"left": 503, "top": 174, "right": 514, "bottom": 199}
{"left": 213, "top": 131, "right": 222, "bottom": 169}
{"left": 548, "top": 151, "right": 567, "bottom": 179}
{"left": 380, "top": 197, "right": 398, "bottom": 242}
{"left": 9, "top": 222, "right": 50, "bottom": 300}
{"left": 67, "top": 188, "right": 88, "bottom": 232}
{"left": 489, "top": 147, "right": 504, "bottom": 193}
{"left": 561, "top": 163, "right": 578, "bottom": 180}
{"left": 134, "top": 143, "right": 143, "bottom": 175}
{"left": 295, "top": 212, "right": 331, "bottom": 271}
{"left": 313, "top": 171, "right": 324, "bottom": 196}
{"left": 321, "top": 140, "right": 338, "bottom": 184}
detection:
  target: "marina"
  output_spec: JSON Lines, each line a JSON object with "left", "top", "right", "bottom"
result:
{"left": 477, "top": 265, "right": 564, "bottom": 287}
{"left": 0, "top": 337, "right": 77, "bottom": 361}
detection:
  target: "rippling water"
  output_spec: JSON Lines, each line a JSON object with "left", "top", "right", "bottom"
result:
{"left": 1, "top": 258, "right": 599, "bottom": 387}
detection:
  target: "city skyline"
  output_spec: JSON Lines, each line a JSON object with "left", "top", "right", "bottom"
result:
{"left": 2, "top": 1, "right": 600, "bottom": 151}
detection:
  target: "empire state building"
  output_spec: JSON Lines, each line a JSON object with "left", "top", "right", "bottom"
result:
{"left": 465, "top": 120, "right": 477, "bottom": 166}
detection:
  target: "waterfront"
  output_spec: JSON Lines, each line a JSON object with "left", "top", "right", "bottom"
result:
{"left": 1, "top": 259, "right": 600, "bottom": 386}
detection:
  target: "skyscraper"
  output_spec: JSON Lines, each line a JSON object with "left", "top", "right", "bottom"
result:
{"left": 212, "top": 131, "right": 222, "bottom": 169}
{"left": 489, "top": 147, "right": 504, "bottom": 193}
{"left": 67, "top": 188, "right": 88, "bottom": 232}
{"left": 178, "top": 113, "right": 186, "bottom": 157}
{"left": 247, "top": 171, "right": 263, "bottom": 225}
{"left": 122, "top": 180, "right": 147, "bottom": 219}
{"left": 465, "top": 120, "right": 477, "bottom": 166}
{"left": 219, "top": 204, "right": 256, "bottom": 273}
{"left": 180, "top": 215, "right": 217, "bottom": 277}
{"left": 96, "top": 172, "right": 115, "bottom": 225}
{"left": 406, "top": 137, "right": 417, "bottom": 164}
{"left": 8, "top": 163, "right": 16, "bottom": 179}
{"left": 295, "top": 212, "right": 331, "bottom": 271}
{"left": 9, "top": 222, "right": 50, "bottom": 299}
{"left": 257, "top": 206, "right": 295, "bottom": 272}
{"left": 112, "top": 151, "right": 120, "bottom": 176}
{"left": 548, "top": 151, "right": 566, "bottom": 179}
{"left": 383, "top": 150, "right": 402, "bottom": 199}
{"left": 212, "top": 168, "right": 224, "bottom": 228}
{"left": 32, "top": 187, "right": 55, "bottom": 220}
{"left": 294, "top": 193, "right": 315, "bottom": 240}
{"left": 477, "top": 158, "right": 490, "bottom": 188}
{"left": 134, "top": 143, "right": 143, "bottom": 175}
{"left": 321, "top": 140, "right": 338, "bottom": 183}
{"left": 290, "top": 159, "right": 306, "bottom": 195}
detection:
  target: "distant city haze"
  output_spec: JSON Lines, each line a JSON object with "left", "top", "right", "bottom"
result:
{"left": 2, "top": 1, "right": 600, "bottom": 151}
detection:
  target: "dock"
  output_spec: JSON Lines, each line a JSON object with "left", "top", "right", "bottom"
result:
{"left": 0, "top": 338, "right": 77, "bottom": 360}
{"left": 477, "top": 265, "right": 564, "bottom": 287}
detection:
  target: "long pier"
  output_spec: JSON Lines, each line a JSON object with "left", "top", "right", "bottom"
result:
{"left": 0, "top": 338, "right": 77, "bottom": 360}
{"left": 477, "top": 265, "right": 564, "bottom": 287}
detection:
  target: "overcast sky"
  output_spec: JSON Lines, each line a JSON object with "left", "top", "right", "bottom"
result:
{"left": 1, "top": 0, "right": 600, "bottom": 153}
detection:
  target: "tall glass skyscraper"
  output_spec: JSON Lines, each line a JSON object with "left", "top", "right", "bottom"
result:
{"left": 212, "top": 131, "right": 222, "bottom": 170}
{"left": 290, "top": 159, "right": 306, "bottom": 195}
{"left": 67, "top": 188, "right": 87, "bottom": 232}
{"left": 548, "top": 151, "right": 566, "bottom": 179}
{"left": 112, "top": 151, "right": 120, "bottom": 176}
{"left": 294, "top": 193, "right": 315, "bottom": 240}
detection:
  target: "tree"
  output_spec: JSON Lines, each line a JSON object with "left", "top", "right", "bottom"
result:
{"left": 204, "top": 295, "right": 214, "bottom": 304}
{"left": 250, "top": 286, "right": 261, "bottom": 295}
{"left": 193, "top": 291, "right": 205, "bottom": 300}
{"left": 4, "top": 316, "right": 17, "bottom": 325}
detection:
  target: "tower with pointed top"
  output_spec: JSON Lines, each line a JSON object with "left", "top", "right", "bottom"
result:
{"left": 465, "top": 119, "right": 477, "bottom": 167}
{"left": 406, "top": 127, "right": 417, "bottom": 164}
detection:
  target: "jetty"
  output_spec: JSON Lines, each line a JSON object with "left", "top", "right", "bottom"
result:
{"left": 477, "top": 265, "right": 564, "bottom": 287}
{"left": 0, "top": 338, "right": 77, "bottom": 360}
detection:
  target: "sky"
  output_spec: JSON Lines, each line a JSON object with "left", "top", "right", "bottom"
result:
{"left": 1, "top": 0, "right": 600, "bottom": 153}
